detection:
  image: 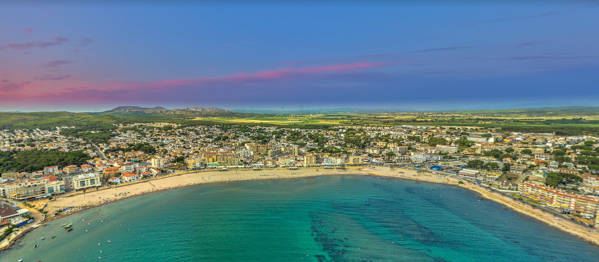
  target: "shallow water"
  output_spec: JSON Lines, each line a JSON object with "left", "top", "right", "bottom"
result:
{"left": 2, "top": 175, "right": 599, "bottom": 262}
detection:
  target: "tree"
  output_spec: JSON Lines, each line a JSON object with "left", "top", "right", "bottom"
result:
{"left": 428, "top": 137, "right": 447, "bottom": 146}
{"left": 521, "top": 149, "right": 533, "bottom": 155}
{"left": 545, "top": 173, "right": 582, "bottom": 188}
{"left": 385, "top": 152, "right": 395, "bottom": 160}
{"left": 484, "top": 162, "right": 500, "bottom": 170}
{"left": 467, "top": 160, "right": 484, "bottom": 169}
{"left": 502, "top": 163, "right": 511, "bottom": 172}
{"left": 455, "top": 138, "right": 474, "bottom": 149}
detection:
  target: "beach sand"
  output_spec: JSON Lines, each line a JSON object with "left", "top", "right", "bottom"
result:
{"left": 36, "top": 166, "right": 599, "bottom": 247}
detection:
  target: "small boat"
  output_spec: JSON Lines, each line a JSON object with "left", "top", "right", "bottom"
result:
{"left": 51, "top": 236, "right": 56, "bottom": 239}
{"left": 63, "top": 223, "right": 73, "bottom": 229}
{"left": 41, "top": 236, "right": 45, "bottom": 240}
{"left": 34, "top": 243, "right": 39, "bottom": 249}
{"left": 17, "top": 259, "right": 23, "bottom": 262}
{"left": 67, "top": 228, "right": 73, "bottom": 232}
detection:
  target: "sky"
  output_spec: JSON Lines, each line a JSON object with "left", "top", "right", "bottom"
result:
{"left": 1, "top": 1, "right": 599, "bottom": 112}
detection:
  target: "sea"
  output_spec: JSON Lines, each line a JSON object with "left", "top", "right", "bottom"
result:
{"left": 2, "top": 175, "right": 599, "bottom": 262}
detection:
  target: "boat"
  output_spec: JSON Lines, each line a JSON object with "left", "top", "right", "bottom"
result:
{"left": 17, "top": 259, "right": 23, "bottom": 262}
{"left": 63, "top": 223, "right": 72, "bottom": 229}
{"left": 34, "top": 243, "right": 39, "bottom": 248}
{"left": 67, "top": 228, "right": 73, "bottom": 232}
{"left": 41, "top": 236, "right": 45, "bottom": 240}
{"left": 51, "top": 236, "right": 56, "bottom": 239}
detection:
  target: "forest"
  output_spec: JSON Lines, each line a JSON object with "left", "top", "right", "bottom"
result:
{"left": 0, "top": 150, "right": 90, "bottom": 173}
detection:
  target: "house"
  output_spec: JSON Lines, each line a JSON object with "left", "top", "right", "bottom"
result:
{"left": 43, "top": 166, "right": 59, "bottom": 175}
{"left": 120, "top": 163, "right": 135, "bottom": 172}
{"left": 107, "top": 177, "right": 121, "bottom": 184}
{"left": 81, "top": 164, "right": 93, "bottom": 173}
{"left": 63, "top": 165, "right": 79, "bottom": 175}
{"left": 121, "top": 172, "right": 138, "bottom": 183}
{"left": 0, "top": 203, "right": 19, "bottom": 220}
{"left": 102, "top": 166, "right": 120, "bottom": 179}
{"left": 141, "top": 171, "right": 153, "bottom": 179}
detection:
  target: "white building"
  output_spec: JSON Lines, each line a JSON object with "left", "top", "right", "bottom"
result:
{"left": 72, "top": 173, "right": 101, "bottom": 190}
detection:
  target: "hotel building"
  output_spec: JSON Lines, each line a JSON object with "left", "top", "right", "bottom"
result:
{"left": 519, "top": 182, "right": 599, "bottom": 218}
{"left": 72, "top": 173, "right": 102, "bottom": 190}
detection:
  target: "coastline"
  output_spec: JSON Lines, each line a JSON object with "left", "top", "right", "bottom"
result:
{"left": 4, "top": 166, "right": 599, "bottom": 251}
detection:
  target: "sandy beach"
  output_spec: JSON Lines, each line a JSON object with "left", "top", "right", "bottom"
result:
{"left": 25, "top": 166, "right": 599, "bottom": 248}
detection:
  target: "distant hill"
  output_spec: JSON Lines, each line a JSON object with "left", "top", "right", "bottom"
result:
{"left": 458, "top": 106, "right": 599, "bottom": 116}
{"left": 101, "top": 106, "right": 246, "bottom": 118}
{"left": 182, "top": 106, "right": 231, "bottom": 114}
{"left": 106, "top": 106, "right": 169, "bottom": 113}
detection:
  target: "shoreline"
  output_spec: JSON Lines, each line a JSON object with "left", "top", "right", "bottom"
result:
{"left": 3, "top": 166, "right": 599, "bottom": 251}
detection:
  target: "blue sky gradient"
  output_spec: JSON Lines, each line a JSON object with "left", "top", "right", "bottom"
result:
{"left": 1, "top": 2, "right": 598, "bottom": 111}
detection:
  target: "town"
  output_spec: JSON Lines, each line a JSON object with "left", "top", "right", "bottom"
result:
{"left": 2, "top": 121, "right": 599, "bottom": 246}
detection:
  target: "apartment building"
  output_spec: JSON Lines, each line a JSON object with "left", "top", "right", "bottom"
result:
{"left": 72, "top": 173, "right": 102, "bottom": 190}
{"left": 519, "top": 182, "right": 599, "bottom": 218}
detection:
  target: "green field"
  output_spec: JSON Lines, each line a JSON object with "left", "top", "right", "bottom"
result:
{"left": 3, "top": 106, "right": 599, "bottom": 135}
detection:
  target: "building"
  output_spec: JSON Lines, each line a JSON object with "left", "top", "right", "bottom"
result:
{"left": 43, "top": 166, "right": 59, "bottom": 175}
{"left": 108, "top": 177, "right": 121, "bottom": 184}
{"left": 304, "top": 153, "right": 317, "bottom": 167}
{"left": 151, "top": 157, "right": 166, "bottom": 168}
{"left": 410, "top": 153, "right": 429, "bottom": 163}
{"left": 519, "top": 182, "right": 599, "bottom": 218}
{"left": 0, "top": 181, "right": 47, "bottom": 200}
{"left": 0, "top": 203, "right": 21, "bottom": 220}
{"left": 63, "top": 165, "right": 79, "bottom": 175}
{"left": 185, "top": 157, "right": 204, "bottom": 169}
{"left": 121, "top": 172, "right": 139, "bottom": 183}
{"left": 436, "top": 145, "right": 458, "bottom": 154}
{"left": 72, "top": 173, "right": 101, "bottom": 191}
{"left": 102, "top": 166, "right": 121, "bottom": 180}
{"left": 246, "top": 143, "right": 270, "bottom": 156}
{"left": 81, "top": 164, "right": 93, "bottom": 173}
{"left": 459, "top": 169, "right": 480, "bottom": 178}
{"left": 203, "top": 151, "right": 238, "bottom": 166}
{"left": 41, "top": 176, "right": 65, "bottom": 195}
{"left": 347, "top": 155, "right": 362, "bottom": 165}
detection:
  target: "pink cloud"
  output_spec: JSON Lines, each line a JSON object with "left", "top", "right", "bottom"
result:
{"left": 132, "top": 61, "right": 386, "bottom": 90}
{"left": 35, "top": 74, "right": 71, "bottom": 81}
{"left": 0, "top": 61, "right": 386, "bottom": 104}
{"left": 0, "top": 80, "right": 29, "bottom": 92}
{"left": 0, "top": 36, "right": 69, "bottom": 52}
{"left": 24, "top": 28, "right": 32, "bottom": 34}
{"left": 43, "top": 60, "right": 72, "bottom": 68}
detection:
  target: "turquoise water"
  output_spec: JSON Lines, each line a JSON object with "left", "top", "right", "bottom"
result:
{"left": 2, "top": 175, "right": 599, "bottom": 261}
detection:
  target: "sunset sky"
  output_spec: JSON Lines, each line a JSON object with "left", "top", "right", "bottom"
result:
{"left": 1, "top": 2, "right": 599, "bottom": 111}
